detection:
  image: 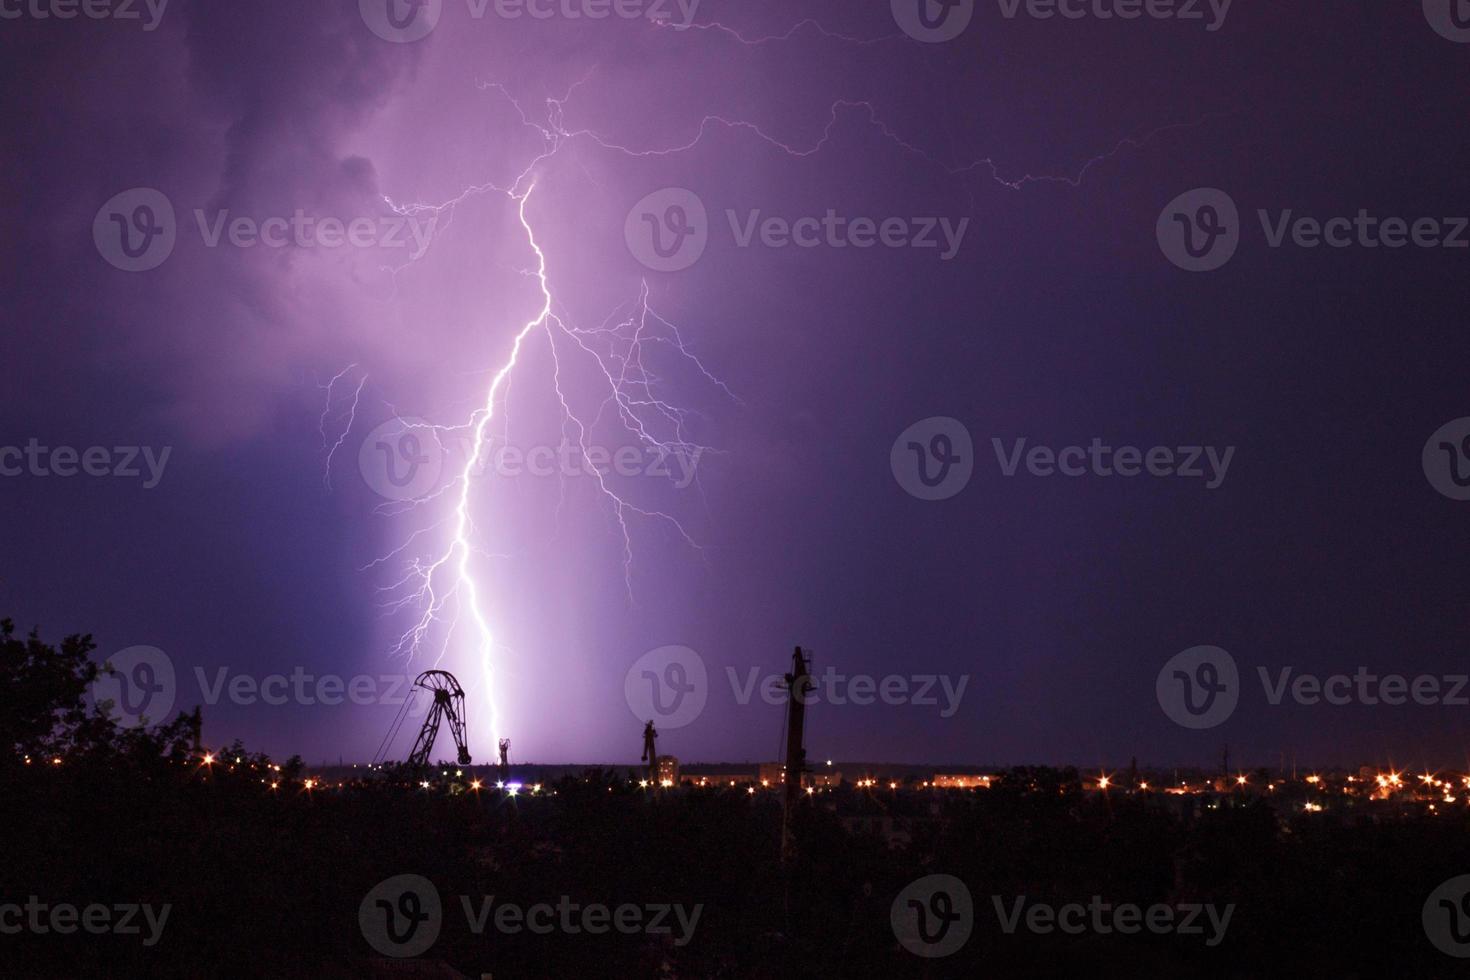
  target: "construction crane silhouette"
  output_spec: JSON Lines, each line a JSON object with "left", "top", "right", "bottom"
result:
{"left": 641, "top": 720, "right": 658, "bottom": 783}
{"left": 373, "top": 670, "right": 472, "bottom": 769}
{"left": 780, "top": 646, "right": 812, "bottom": 864}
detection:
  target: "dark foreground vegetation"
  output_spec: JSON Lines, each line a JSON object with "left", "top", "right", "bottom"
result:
{"left": 3, "top": 620, "right": 1467, "bottom": 978}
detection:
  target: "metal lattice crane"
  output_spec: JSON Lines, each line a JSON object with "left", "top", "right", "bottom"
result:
{"left": 405, "top": 670, "right": 472, "bottom": 768}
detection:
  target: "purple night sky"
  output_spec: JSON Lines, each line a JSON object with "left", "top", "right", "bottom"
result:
{"left": 4, "top": 0, "right": 1470, "bottom": 770}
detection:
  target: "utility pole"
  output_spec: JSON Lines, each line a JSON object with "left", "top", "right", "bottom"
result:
{"left": 781, "top": 646, "right": 813, "bottom": 865}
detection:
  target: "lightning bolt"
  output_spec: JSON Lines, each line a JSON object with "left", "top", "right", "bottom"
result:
{"left": 323, "top": 15, "right": 1223, "bottom": 758}
{"left": 367, "top": 103, "right": 731, "bottom": 750}
{"left": 318, "top": 364, "right": 368, "bottom": 492}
